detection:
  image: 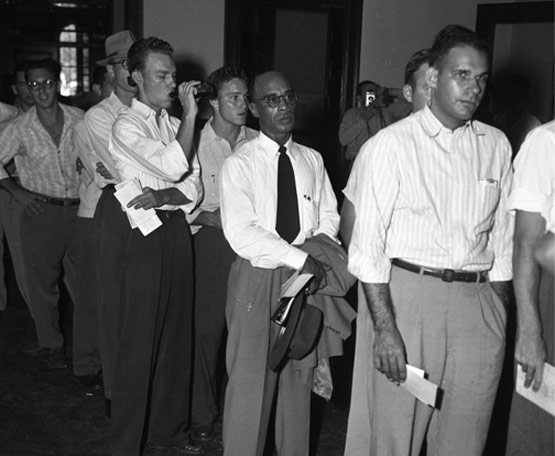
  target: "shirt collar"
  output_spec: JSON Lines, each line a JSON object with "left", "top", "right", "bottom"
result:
{"left": 419, "top": 103, "right": 484, "bottom": 137}
{"left": 131, "top": 98, "right": 167, "bottom": 121}
{"left": 202, "top": 117, "right": 252, "bottom": 146}
{"left": 259, "top": 131, "right": 294, "bottom": 159}
{"left": 108, "top": 91, "right": 125, "bottom": 113}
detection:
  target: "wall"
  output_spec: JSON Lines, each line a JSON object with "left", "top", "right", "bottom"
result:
{"left": 143, "top": 0, "right": 225, "bottom": 81}
{"left": 359, "top": 0, "right": 521, "bottom": 87}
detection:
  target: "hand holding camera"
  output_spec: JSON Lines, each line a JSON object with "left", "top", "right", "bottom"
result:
{"left": 177, "top": 80, "right": 201, "bottom": 119}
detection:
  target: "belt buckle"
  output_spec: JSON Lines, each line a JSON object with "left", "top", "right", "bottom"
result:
{"left": 442, "top": 269, "right": 455, "bottom": 282}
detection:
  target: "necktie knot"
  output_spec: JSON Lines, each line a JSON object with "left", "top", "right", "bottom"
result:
{"left": 279, "top": 145, "right": 287, "bottom": 155}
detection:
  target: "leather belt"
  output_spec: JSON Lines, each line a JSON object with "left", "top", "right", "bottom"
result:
{"left": 392, "top": 258, "right": 487, "bottom": 283}
{"left": 40, "top": 196, "right": 80, "bottom": 207}
{"left": 156, "top": 209, "right": 184, "bottom": 219}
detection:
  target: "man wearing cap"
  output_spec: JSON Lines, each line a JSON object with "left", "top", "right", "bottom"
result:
{"left": 0, "top": 58, "right": 84, "bottom": 369}
{"left": 220, "top": 70, "right": 339, "bottom": 456}
{"left": 71, "top": 30, "right": 136, "bottom": 406}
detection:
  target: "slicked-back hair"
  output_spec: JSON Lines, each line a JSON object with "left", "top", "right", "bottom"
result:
{"left": 404, "top": 49, "right": 433, "bottom": 86}
{"left": 430, "top": 25, "right": 488, "bottom": 69}
{"left": 24, "top": 58, "right": 61, "bottom": 81}
{"left": 206, "top": 66, "right": 248, "bottom": 99}
{"left": 127, "top": 37, "right": 174, "bottom": 75}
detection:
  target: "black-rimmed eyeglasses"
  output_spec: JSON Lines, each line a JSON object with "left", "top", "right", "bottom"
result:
{"left": 253, "top": 92, "right": 298, "bottom": 108}
{"left": 27, "top": 79, "right": 57, "bottom": 91}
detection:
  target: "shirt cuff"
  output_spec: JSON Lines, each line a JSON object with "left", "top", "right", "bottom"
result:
{"left": 283, "top": 247, "right": 309, "bottom": 271}
{"left": 348, "top": 249, "right": 392, "bottom": 283}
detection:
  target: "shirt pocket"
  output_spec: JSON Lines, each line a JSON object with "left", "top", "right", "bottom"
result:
{"left": 300, "top": 192, "right": 319, "bottom": 236}
{"left": 474, "top": 178, "right": 501, "bottom": 231}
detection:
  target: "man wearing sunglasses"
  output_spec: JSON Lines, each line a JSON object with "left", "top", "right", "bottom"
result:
{"left": 0, "top": 58, "right": 84, "bottom": 369}
{"left": 220, "top": 71, "right": 339, "bottom": 456}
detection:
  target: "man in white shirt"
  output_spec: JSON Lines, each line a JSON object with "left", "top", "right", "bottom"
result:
{"left": 73, "top": 30, "right": 136, "bottom": 410}
{"left": 220, "top": 70, "right": 339, "bottom": 456}
{"left": 506, "top": 120, "right": 554, "bottom": 455}
{"left": 188, "top": 66, "right": 257, "bottom": 443}
{"left": 107, "top": 37, "right": 203, "bottom": 456}
{"left": 341, "top": 25, "right": 513, "bottom": 456}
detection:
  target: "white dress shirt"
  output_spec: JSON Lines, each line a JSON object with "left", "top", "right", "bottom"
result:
{"left": 187, "top": 118, "right": 257, "bottom": 234}
{"left": 220, "top": 131, "right": 339, "bottom": 270}
{"left": 345, "top": 105, "right": 513, "bottom": 283}
{"left": 509, "top": 119, "right": 555, "bottom": 230}
{"left": 109, "top": 98, "right": 202, "bottom": 213}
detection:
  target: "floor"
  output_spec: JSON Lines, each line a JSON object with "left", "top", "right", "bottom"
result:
{"left": 0, "top": 253, "right": 516, "bottom": 456}
{"left": 0, "top": 260, "right": 353, "bottom": 456}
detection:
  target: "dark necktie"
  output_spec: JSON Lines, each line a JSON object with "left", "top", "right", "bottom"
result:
{"left": 276, "top": 145, "right": 300, "bottom": 243}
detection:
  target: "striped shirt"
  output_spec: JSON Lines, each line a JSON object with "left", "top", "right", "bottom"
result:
{"left": 109, "top": 98, "right": 202, "bottom": 213}
{"left": 344, "top": 105, "right": 513, "bottom": 283}
{"left": 0, "top": 104, "right": 84, "bottom": 198}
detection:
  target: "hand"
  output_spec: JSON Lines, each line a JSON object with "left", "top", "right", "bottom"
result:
{"left": 96, "top": 162, "right": 114, "bottom": 180}
{"left": 127, "top": 187, "right": 167, "bottom": 210}
{"left": 515, "top": 329, "right": 547, "bottom": 391}
{"left": 194, "top": 209, "right": 222, "bottom": 229}
{"left": 76, "top": 157, "right": 84, "bottom": 175}
{"left": 373, "top": 326, "right": 407, "bottom": 384}
{"left": 178, "top": 81, "right": 200, "bottom": 119}
{"left": 11, "top": 187, "right": 45, "bottom": 216}
{"left": 300, "top": 255, "right": 328, "bottom": 294}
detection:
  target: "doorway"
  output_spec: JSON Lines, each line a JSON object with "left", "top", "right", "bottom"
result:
{"left": 225, "top": 0, "right": 363, "bottom": 191}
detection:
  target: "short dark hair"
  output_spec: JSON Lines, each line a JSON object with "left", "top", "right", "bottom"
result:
{"left": 24, "top": 58, "right": 61, "bottom": 81}
{"left": 357, "top": 80, "right": 380, "bottom": 97}
{"left": 205, "top": 66, "right": 248, "bottom": 98}
{"left": 12, "top": 60, "right": 35, "bottom": 84}
{"left": 430, "top": 25, "right": 488, "bottom": 69}
{"left": 127, "top": 37, "right": 173, "bottom": 74}
{"left": 404, "top": 49, "right": 433, "bottom": 86}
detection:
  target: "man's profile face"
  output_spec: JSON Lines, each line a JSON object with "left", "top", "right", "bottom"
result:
{"left": 26, "top": 67, "right": 59, "bottom": 110}
{"left": 404, "top": 63, "right": 430, "bottom": 112}
{"left": 249, "top": 72, "right": 296, "bottom": 143}
{"left": 135, "top": 52, "right": 176, "bottom": 112}
{"left": 12, "top": 70, "right": 35, "bottom": 108}
{"left": 215, "top": 78, "right": 249, "bottom": 127}
{"left": 427, "top": 45, "right": 488, "bottom": 129}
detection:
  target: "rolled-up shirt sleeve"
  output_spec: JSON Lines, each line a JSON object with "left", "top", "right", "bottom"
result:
{"left": 110, "top": 116, "right": 190, "bottom": 183}
{"left": 175, "top": 154, "right": 203, "bottom": 214}
{"left": 220, "top": 152, "right": 308, "bottom": 270}
{"left": 344, "top": 132, "right": 399, "bottom": 283}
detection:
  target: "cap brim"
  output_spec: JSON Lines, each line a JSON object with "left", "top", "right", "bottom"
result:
{"left": 96, "top": 53, "right": 128, "bottom": 67}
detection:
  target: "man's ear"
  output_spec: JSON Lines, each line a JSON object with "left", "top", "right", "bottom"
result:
{"left": 402, "top": 84, "right": 413, "bottom": 104}
{"left": 426, "top": 66, "right": 438, "bottom": 90}
{"left": 208, "top": 98, "right": 219, "bottom": 111}
{"left": 248, "top": 101, "right": 259, "bottom": 119}
{"left": 106, "top": 65, "right": 115, "bottom": 79}
{"left": 131, "top": 69, "right": 142, "bottom": 87}
{"left": 92, "top": 83, "right": 102, "bottom": 97}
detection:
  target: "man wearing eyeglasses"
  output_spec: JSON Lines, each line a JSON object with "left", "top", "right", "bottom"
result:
{"left": 0, "top": 58, "right": 84, "bottom": 369}
{"left": 71, "top": 30, "right": 136, "bottom": 414}
{"left": 187, "top": 66, "right": 257, "bottom": 444}
{"left": 220, "top": 71, "right": 339, "bottom": 456}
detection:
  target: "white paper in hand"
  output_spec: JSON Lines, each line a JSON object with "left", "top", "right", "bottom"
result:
{"left": 516, "top": 363, "right": 555, "bottom": 417}
{"left": 400, "top": 365, "right": 438, "bottom": 408}
{"left": 114, "top": 178, "right": 162, "bottom": 236}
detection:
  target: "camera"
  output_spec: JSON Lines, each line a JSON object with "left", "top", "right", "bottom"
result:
{"left": 364, "top": 87, "right": 393, "bottom": 108}
{"left": 195, "top": 82, "right": 215, "bottom": 100}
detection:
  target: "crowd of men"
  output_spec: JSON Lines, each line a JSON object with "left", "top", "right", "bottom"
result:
{"left": 0, "top": 22, "right": 552, "bottom": 456}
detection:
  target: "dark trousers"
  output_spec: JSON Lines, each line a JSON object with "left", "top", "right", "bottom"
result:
{"left": 20, "top": 203, "right": 78, "bottom": 348}
{"left": 73, "top": 216, "right": 101, "bottom": 376}
{"left": 95, "top": 187, "right": 128, "bottom": 399}
{"left": 191, "top": 226, "right": 236, "bottom": 425}
{"left": 110, "top": 209, "right": 194, "bottom": 456}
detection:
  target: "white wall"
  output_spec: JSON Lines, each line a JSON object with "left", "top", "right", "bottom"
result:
{"left": 143, "top": 0, "right": 225, "bottom": 80}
